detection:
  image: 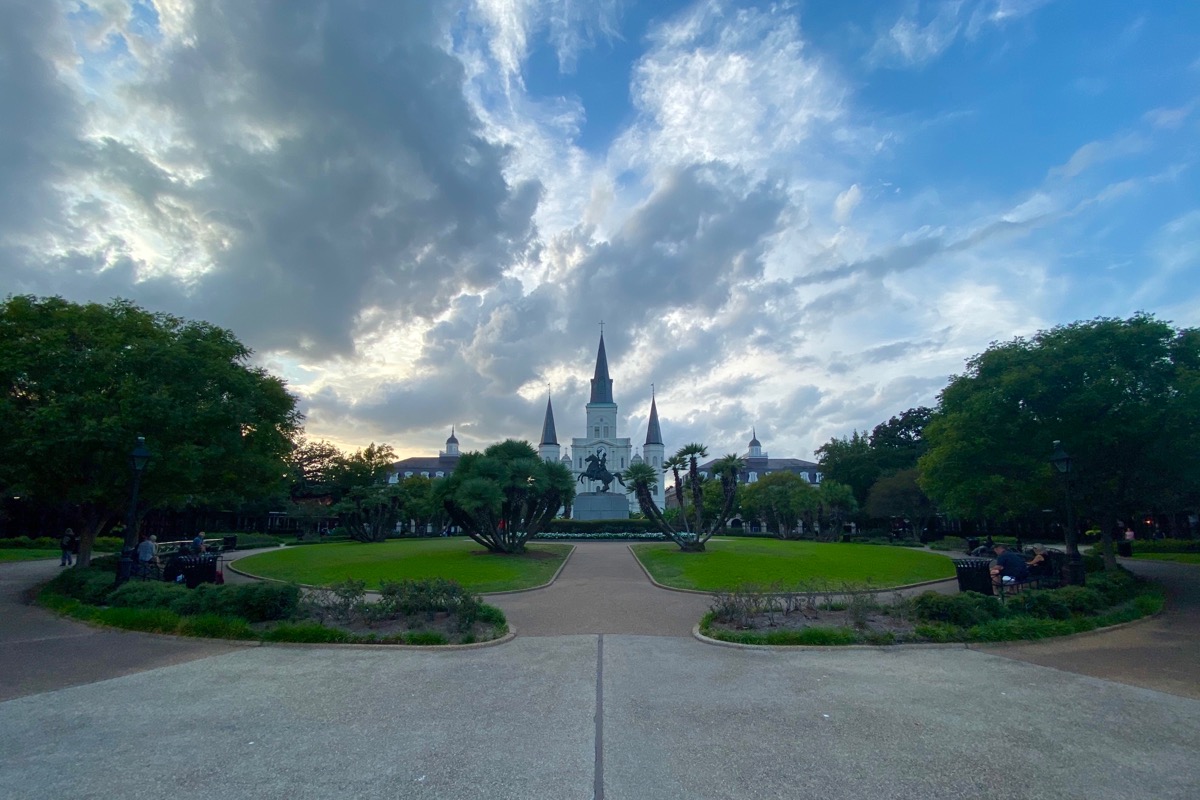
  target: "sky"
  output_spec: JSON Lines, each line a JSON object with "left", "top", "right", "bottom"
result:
{"left": 2, "top": 0, "right": 1198, "bottom": 463}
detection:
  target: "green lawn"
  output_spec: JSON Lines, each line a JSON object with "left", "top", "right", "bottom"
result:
{"left": 0, "top": 549, "right": 64, "bottom": 563}
{"left": 233, "top": 538, "right": 572, "bottom": 593}
{"left": 631, "top": 538, "right": 956, "bottom": 591}
{"left": 1128, "top": 552, "right": 1200, "bottom": 565}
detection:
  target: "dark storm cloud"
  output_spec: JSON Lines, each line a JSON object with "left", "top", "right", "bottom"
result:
{"left": 2, "top": 1, "right": 541, "bottom": 361}
{"left": 0, "top": 2, "right": 80, "bottom": 242}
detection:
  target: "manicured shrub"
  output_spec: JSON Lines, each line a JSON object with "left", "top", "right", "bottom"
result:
{"left": 544, "top": 519, "right": 659, "bottom": 534}
{"left": 912, "top": 591, "right": 1007, "bottom": 627}
{"left": 225, "top": 582, "right": 300, "bottom": 622}
{"left": 967, "top": 616, "right": 1078, "bottom": 641}
{"left": 913, "top": 622, "right": 963, "bottom": 643}
{"left": 1052, "top": 586, "right": 1106, "bottom": 615}
{"left": 262, "top": 622, "right": 351, "bottom": 643}
{"left": 95, "top": 607, "right": 182, "bottom": 634}
{"left": 1086, "top": 570, "right": 1138, "bottom": 605}
{"left": 1009, "top": 590, "right": 1071, "bottom": 620}
{"left": 1081, "top": 554, "right": 1105, "bottom": 573}
{"left": 108, "top": 581, "right": 188, "bottom": 610}
{"left": 0, "top": 537, "right": 34, "bottom": 548}
{"left": 177, "top": 614, "right": 255, "bottom": 640}
{"left": 48, "top": 566, "right": 118, "bottom": 605}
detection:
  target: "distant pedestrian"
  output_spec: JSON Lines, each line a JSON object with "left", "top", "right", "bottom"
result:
{"left": 59, "top": 528, "right": 76, "bottom": 566}
{"left": 1124, "top": 527, "right": 1135, "bottom": 542}
{"left": 192, "top": 531, "right": 207, "bottom": 554}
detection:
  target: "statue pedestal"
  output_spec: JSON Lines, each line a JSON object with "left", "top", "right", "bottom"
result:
{"left": 573, "top": 492, "right": 630, "bottom": 521}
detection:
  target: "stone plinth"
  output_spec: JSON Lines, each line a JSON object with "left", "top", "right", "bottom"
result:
{"left": 572, "top": 492, "right": 630, "bottom": 520}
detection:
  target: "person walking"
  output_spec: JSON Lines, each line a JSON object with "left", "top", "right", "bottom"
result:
{"left": 59, "top": 528, "right": 76, "bottom": 567}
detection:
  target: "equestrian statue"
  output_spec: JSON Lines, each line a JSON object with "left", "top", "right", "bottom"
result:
{"left": 579, "top": 451, "right": 625, "bottom": 493}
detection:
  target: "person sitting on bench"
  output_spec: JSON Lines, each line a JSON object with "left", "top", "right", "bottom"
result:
{"left": 990, "top": 543, "right": 1029, "bottom": 589}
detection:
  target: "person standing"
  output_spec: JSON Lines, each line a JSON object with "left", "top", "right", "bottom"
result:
{"left": 59, "top": 528, "right": 76, "bottom": 566}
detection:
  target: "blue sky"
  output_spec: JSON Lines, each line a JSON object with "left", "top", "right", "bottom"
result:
{"left": 2, "top": 0, "right": 1198, "bottom": 461}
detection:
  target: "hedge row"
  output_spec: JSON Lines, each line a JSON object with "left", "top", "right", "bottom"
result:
{"left": 43, "top": 567, "right": 299, "bottom": 621}
{"left": 546, "top": 519, "right": 658, "bottom": 534}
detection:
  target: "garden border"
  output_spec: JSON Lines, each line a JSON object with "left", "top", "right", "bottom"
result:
{"left": 691, "top": 607, "right": 1164, "bottom": 650}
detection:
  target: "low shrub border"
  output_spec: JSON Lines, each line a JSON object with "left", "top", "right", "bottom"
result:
{"left": 37, "top": 567, "right": 508, "bottom": 646}
{"left": 697, "top": 568, "right": 1164, "bottom": 646}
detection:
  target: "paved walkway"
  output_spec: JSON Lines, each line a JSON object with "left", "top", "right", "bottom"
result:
{"left": 2, "top": 546, "right": 1198, "bottom": 799}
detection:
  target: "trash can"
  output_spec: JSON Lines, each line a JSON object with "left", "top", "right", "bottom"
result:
{"left": 1117, "top": 541, "right": 1132, "bottom": 558}
{"left": 952, "top": 558, "right": 994, "bottom": 595}
{"left": 222, "top": 534, "right": 238, "bottom": 552}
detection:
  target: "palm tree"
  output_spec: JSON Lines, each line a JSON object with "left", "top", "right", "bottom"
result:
{"left": 709, "top": 453, "right": 745, "bottom": 537}
{"left": 662, "top": 454, "right": 689, "bottom": 531}
{"left": 675, "top": 443, "right": 709, "bottom": 535}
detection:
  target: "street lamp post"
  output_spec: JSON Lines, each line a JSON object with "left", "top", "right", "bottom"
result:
{"left": 1049, "top": 440, "right": 1086, "bottom": 586}
{"left": 117, "top": 436, "right": 152, "bottom": 585}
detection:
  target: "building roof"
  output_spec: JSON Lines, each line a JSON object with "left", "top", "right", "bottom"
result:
{"left": 748, "top": 427, "right": 761, "bottom": 448}
{"left": 589, "top": 333, "right": 614, "bottom": 404}
{"left": 698, "top": 457, "right": 820, "bottom": 472}
{"left": 540, "top": 397, "right": 558, "bottom": 445}
{"left": 446, "top": 426, "right": 458, "bottom": 444}
{"left": 645, "top": 396, "right": 663, "bottom": 445}
{"left": 393, "top": 454, "right": 459, "bottom": 473}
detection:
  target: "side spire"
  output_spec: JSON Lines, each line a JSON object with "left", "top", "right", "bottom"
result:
{"left": 589, "top": 332, "right": 614, "bottom": 404}
{"left": 540, "top": 394, "right": 558, "bottom": 445}
{"left": 645, "top": 388, "right": 663, "bottom": 445}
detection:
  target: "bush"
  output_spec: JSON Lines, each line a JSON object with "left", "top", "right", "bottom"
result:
{"left": 46, "top": 566, "right": 117, "bottom": 605}
{"left": 1052, "top": 585, "right": 1106, "bottom": 615}
{"left": 108, "top": 581, "right": 188, "bottom": 610}
{"left": 913, "top": 622, "right": 964, "bottom": 643}
{"left": 94, "top": 606, "right": 182, "bottom": 634}
{"left": 1081, "top": 554, "right": 1105, "bottom": 573}
{"left": 224, "top": 583, "right": 300, "bottom": 622}
{"left": 1008, "top": 590, "right": 1071, "bottom": 620}
{"left": 177, "top": 614, "right": 256, "bottom": 640}
{"left": 912, "top": 591, "right": 1007, "bottom": 627}
{"left": 405, "top": 631, "right": 449, "bottom": 645}
{"left": 544, "top": 519, "right": 659, "bottom": 534}
{"left": 1086, "top": 570, "right": 1139, "bottom": 605}
{"left": 262, "top": 622, "right": 352, "bottom": 643}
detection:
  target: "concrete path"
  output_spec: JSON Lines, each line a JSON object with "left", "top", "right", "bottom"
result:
{"left": 2, "top": 547, "right": 1199, "bottom": 799}
{"left": 487, "top": 541, "right": 711, "bottom": 636}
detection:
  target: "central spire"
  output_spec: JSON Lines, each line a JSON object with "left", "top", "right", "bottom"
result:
{"left": 589, "top": 333, "right": 614, "bottom": 404}
{"left": 540, "top": 395, "right": 558, "bottom": 445}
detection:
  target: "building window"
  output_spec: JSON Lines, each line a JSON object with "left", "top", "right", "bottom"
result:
{"left": 578, "top": 457, "right": 582, "bottom": 469}
{"left": 404, "top": 471, "right": 413, "bottom": 478}
{"left": 435, "top": 471, "right": 444, "bottom": 478}
{"left": 748, "top": 472, "right": 758, "bottom": 483}
{"left": 594, "top": 426, "right": 600, "bottom": 437}
{"left": 620, "top": 457, "right": 625, "bottom": 468}
{"left": 421, "top": 471, "right": 429, "bottom": 478}
{"left": 700, "top": 471, "right": 708, "bottom": 479}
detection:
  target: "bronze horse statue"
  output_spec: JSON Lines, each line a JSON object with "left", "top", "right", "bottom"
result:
{"left": 578, "top": 452, "right": 625, "bottom": 493}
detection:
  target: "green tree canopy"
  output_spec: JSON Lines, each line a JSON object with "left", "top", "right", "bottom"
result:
{"left": 740, "top": 471, "right": 818, "bottom": 539}
{"left": 623, "top": 446, "right": 741, "bottom": 552}
{"left": 0, "top": 296, "right": 301, "bottom": 565}
{"left": 919, "top": 314, "right": 1200, "bottom": 568}
{"left": 815, "top": 431, "right": 878, "bottom": 506}
{"left": 436, "top": 439, "right": 575, "bottom": 553}
{"left": 865, "top": 468, "right": 934, "bottom": 539}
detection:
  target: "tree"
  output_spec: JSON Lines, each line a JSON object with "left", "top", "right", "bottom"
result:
{"left": 287, "top": 438, "right": 350, "bottom": 500}
{"left": 865, "top": 468, "right": 934, "bottom": 540}
{"left": 741, "top": 472, "right": 818, "bottom": 539}
{"left": 344, "top": 442, "right": 396, "bottom": 488}
{"left": 335, "top": 484, "right": 404, "bottom": 542}
{"left": 0, "top": 296, "right": 300, "bottom": 566}
{"left": 870, "top": 407, "right": 932, "bottom": 474}
{"left": 623, "top": 447, "right": 742, "bottom": 552}
{"left": 919, "top": 314, "right": 1200, "bottom": 569}
{"left": 436, "top": 440, "right": 575, "bottom": 553}
{"left": 815, "top": 431, "right": 879, "bottom": 506}
{"left": 818, "top": 480, "right": 859, "bottom": 537}
{"left": 662, "top": 454, "right": 689, "bottom": 531}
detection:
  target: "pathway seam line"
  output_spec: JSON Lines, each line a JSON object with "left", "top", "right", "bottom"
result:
{"left": 594, "top": 633, "right": 604, "bottom": 800}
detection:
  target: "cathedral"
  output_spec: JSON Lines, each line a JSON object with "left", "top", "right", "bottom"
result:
{"left": 537, "top": 333, "right": 667, "bottom": 515}
{"left": 393, "top": 333, "right": 667, "bottom": 516}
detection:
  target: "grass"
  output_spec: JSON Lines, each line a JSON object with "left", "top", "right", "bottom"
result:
{"left": 0, "top": 549, "right": 65, "bottom": 562}
{"left": 233, "top": 538, "right": 572, "bottom": 593}
{"left": 631, "top": 538, "right": 956, "bottom": 591}
{"left": 1127, "top": 552, "right": 1200, "bottom": 565}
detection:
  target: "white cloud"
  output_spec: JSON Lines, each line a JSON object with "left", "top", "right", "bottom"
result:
{"left": 833, "top": 184, "right": 863, "bottom": 224}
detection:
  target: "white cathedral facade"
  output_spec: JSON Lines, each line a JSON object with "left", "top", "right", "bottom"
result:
{"left": 537, "top": 334, "right": 667, "bottom": 514}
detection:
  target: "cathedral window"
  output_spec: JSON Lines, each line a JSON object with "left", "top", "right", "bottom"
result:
{"left": 603, "top": 426, "right": 609, "bottom": 437}
{"left": 620, "top": 457, "right": 624, "bottom": 468}
{"left": 594, "top": 426, "right": 600, "bottom": 437}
